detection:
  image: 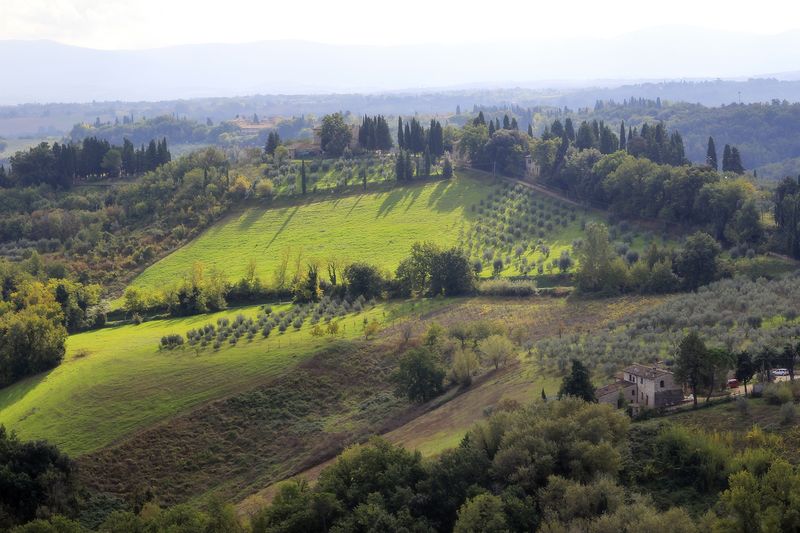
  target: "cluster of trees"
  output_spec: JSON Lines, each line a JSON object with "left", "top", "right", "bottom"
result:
{"left": 460, "top": 113, "right": 531, "bottom": 177}
{"left": 392, "top": 319, "right": 517, "bottom": 402}
{"left": 319, "top": 113, "right": 352, "bottom": 157}
{"left": 397, "top": 117, "right": 445, "bottom": 157}
{"left": 395, "top": 242, "right": 475, "bottom": 297}
{"left": 576, "top": 99, "right": 798, "bottom": 170}
{"left": 705, "top": 136, "right": 745, "bottom": 174}
{"left": 12, "top": 394, "right": 800, "bottom": 532}
{"left": 394, "top": 149, "right": 441, "bottom": 181}
{"left": 575, "top": 223, "right": 726, "bottom": 295}
{"left": 247, "top": 399, "right": 700, "bottom": 532}
{"left": 357, "top": 115, "right": 393, "bottom": 151}
{"left": 539, "top": 150, "right": 761, "bottom": 246}
{"left": 0, "top": 256, "right": 103, "bottom": 387}
{"left": 0, "top": 426, "right": 79, "bottom": 530}
{"left": 774, "top": 176, "right": 800, "bottom": 258}
{"left": 0, "top": 146, "right": 235, "bottom": 287}
{"left": 5, "top": 137, "right": 170, "bottom": 188}
{"left": 69, "top": 114, "right": 240, "bottom": 146}
{"left": 539, "top": 118, "right": 687, "bottom": 168}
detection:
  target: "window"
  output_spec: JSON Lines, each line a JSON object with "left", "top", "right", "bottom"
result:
{"left": 660, "top": 380, "right": 665, "bottom": 388}
{"left": 631, "top": 390, "right": 635, "bottom": 396}
{"left": 640, "top": 377, "right": 643, "bottom": 384}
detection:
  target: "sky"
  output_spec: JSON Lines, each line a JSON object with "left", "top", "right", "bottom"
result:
{"left": 2, "top": 0, "right": 799, "bottom": 49}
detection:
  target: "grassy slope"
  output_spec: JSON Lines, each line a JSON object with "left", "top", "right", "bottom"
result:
{"left": 0, "top": 302, "right": 392, "bottom": 456}
{"left": 130, "top": 175, "right": 486, "bottom": 292}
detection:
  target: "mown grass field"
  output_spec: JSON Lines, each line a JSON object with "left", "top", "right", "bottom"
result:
{"left": 130, "top": 174, "right": 488, "bottom": 293}
{"left": 0, "top": 302, "right": 395, "bottom": 456}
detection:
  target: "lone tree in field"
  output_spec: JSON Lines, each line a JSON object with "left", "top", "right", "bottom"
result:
{"left": 478, "top": 334, "right": 515, "bottom": 370}
{"left": 674, "top": 331, "right": 707, "bottom": 408}
{"left": 559, "top": 359, "right": 596, "bottom": 402}
{"left": 393, "top": 347, "right": 445, "bottom": 403}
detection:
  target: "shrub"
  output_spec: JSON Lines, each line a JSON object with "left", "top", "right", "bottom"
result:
{"left": 780, "top": 402, "right": 796, "bottom": 424}
{"left": 477, "top": 279, "right": 537, "bottom": 297}
{"left": 159, "top": 334, "right": 184, "bottom": 350}
{"left": 764, "top": 383, "right": 794, "bottom": 405}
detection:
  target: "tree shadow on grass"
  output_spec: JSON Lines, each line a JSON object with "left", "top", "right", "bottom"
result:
{"left": 346, "top": 195, "right": 363, "bottom": 217}
{"left": 265, "top": 206, "right": 299, "bottom": 250}
{"left": 403, "top": 186, "right": 423, "bottom": 213}
{"left": 0, "top": 371, "right": 51, "bottom": 414}
{"left": 236, "top": 207, "right": 265, "bottom": 231}
{"left": 426, "top": 179, "right": 451, "bottom": 209}
{"left": 376, "top": 186, "right": 414, "bottom": 218}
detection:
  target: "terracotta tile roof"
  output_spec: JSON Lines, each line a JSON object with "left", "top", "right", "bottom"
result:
{"left": 623, "top": 363, "right": 672, "bottom": 380}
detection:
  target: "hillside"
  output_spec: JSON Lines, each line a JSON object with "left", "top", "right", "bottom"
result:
{"left": 129, "top": 172, "right": 622, "bottom": 294}
{"left": 0, "top": 299, "right": 405, "bottom": 455}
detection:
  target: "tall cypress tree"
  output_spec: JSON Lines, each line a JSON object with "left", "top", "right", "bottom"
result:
{"left": 706, "top": 136, "right": 718, "bottom": 170}
{"left": 527, "top": 123, "right": 534, "bottom": 137}
{"left": 300, "top": 160, "right": 307, "bottom": 195}
{"left": 564, "top": 118, "right": 575, "bottom": 142}
{"left": 395, "top": 150, "right": 405, "bottom": 181}
{"left": 397, "top": 117, "right": 404, "bottom": 150}
{"left": 722, "top": 144, "right": 732, "bottom": 172}
{"left": 729, "top": 147, "right": 744, "bottom": 174}
{"left": 619, "top": 121, "right": 626, "bottom": 151}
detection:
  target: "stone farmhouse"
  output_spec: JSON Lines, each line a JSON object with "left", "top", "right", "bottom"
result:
{"left": 596, "top": 363, "right": 684, "bottom": 410}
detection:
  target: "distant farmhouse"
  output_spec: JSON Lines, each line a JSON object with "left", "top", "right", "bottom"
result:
{"left": 596, "top": 363, "right": 684, "bottom": 411}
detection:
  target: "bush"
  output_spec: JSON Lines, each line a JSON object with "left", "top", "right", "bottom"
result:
{"left": 764, "top": 383, "right": 794, "bottom": 405}
{"left": 159, "top": 334, "right": 184, "bottom": 350}
{"left": 477, "top": 279, "right": 537, "bottom": 297}
{"left": 780, "top": 402, "right": 796, "bottom": 424}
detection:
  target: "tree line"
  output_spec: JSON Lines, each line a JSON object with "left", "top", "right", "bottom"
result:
{"left": 5, "top": 136, "right": 170, "bottom": 188}
{"left": 397, "top": 117, "right": 445, "bottom": 157}
{"left": 357, "top": 115, "right": 393, "bottom": 151}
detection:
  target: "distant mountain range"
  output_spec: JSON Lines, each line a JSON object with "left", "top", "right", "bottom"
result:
{"left": 2, "top": 27, "right": 800, "bottom": 104}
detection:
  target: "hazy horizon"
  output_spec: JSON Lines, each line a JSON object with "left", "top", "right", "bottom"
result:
{"left": 2, "top": 25, "right": 800, "bottom": 106}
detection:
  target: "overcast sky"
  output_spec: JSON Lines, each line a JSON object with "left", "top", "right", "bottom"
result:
{"left": 2, "top": 0, "right": 799, "bottom": 49}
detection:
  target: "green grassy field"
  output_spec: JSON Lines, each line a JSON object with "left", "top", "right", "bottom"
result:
{"left": 130, "top": 174, "right": 488, "bottom": 293}
{"left": 0, "top": 302, "right": 392, "bottom": 456}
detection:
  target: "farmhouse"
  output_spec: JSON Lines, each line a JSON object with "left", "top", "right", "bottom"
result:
{"left": 596, "top": 363, "right": 683, "bottom": 410}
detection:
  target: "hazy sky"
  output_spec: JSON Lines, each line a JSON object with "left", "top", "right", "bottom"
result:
{"left": 2, "top": 0, "right": 799, "bottom": 49}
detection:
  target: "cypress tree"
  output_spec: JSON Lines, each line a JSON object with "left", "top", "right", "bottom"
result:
{"left": 722, "top": 144, "right": 732, "bottom": 172}
{"left": 502, "top": 114, "right": 511, "bottom": 129}
{"left": 510, "top": 117, "right": 518, "bottom": 130}
{"left": 405, "top": 152, "right": 413, "bottom": 181}
{"left": 473, "top": 111, "right": 486, "bottom": 126}
{"left": 527, "top": 123, "right": 534, "bottom": 137}
{"left": 706, "top": 137, "right": 718, "bottom": 170}
{"left": 395, "top": 151, "right": 405, "bottom": 181}
{"left": 397, "top": 117, "right": 404, "bottom": 150}
{"left": 729, "top": 147, "right": 744, "bottom": 174}
{"left": 619, "top": 121, "right": 626, "bottom": 151}
{"left": 488, "top": 120, "right": 495, "bottom": 136}
{"left": 564, "top": 118, "right": 575, "bottom": 142}
{"left": 300, "top": 160, "right": 307, "bottom": 195}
